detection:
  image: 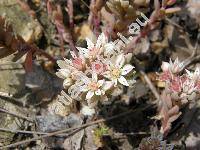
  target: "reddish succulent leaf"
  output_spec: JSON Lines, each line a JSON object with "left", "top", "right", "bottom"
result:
{"left": 159, "top": 91, "right": 181, "bottom": 136}
{"left": 66, "top": 0, "right": 74, "bottom": 29}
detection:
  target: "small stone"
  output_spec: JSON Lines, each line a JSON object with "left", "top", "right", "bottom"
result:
{"left": 0, "top": 0, "right": 42, "bottom": 43}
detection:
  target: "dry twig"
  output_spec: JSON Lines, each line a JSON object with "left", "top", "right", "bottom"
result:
{"left": 0, "top": 103, "right": 158, "bottom": 149}
{"left": 0, "top": 107, "right": 33, "bottom": 122}
{"left": 0, "top": 127, "right": 76, "bottom": 137}
{"left": 140, "top": 70, "right": 161, "bottom": 103}
{"left": 0, "top": 92, "right": 27, "bottom": 107}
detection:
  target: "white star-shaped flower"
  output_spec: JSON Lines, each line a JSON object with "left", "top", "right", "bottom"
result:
{"left": 80, "top": 72, "right": 113, "bottom": 100}
{"left": 76, "top": 33, "right": 108, "bottom": 59}
{"left": 103, "top": 54, "right": 135, "bottom": 86}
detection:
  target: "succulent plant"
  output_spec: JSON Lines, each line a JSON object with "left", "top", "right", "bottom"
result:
{"left": 103, "top": 0, "right": 149, "bottom": 34}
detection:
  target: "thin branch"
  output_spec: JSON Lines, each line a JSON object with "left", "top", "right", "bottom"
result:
{"left": 0, "top": 103, "right": 157, "bottom": 149}
{"left": 80, "top": 0, "right": 90, "bottom": 9}
{"left": 114, "top": 132, "right": 150, "bottom": 136}
{"left": 181, "top": 43, "right": 199, "bottom": 72}
{"left": 0, "top": 127, "right": 75, "bottom": 137}
{"left": 165, "top": 18, "right": 200, "bottom": 71}
{"left": 181, "top": 54, "right": 200, "bottom": 71}
{"left": 0, "top": 92, "right": 26, "bottom": 107}
{"left": 140, "top": 70, "right": 161, "bottom": 103}
{"left": 165, "top": 18, "right": 184, "bottom": 31}
{"left": 0, "top": 107, "right": 33, "bottom": 122}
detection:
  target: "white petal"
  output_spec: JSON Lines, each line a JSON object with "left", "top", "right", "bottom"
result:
{"left": 77, "top": 73, "right": 91, "bottom": 84}
{"left": 104, "top": 43, "right": 115, "bottom": 54}
{"left": 116, "top": 54, "right": 125, "bottom": 68}
{"left": 86, "top": 91, "right": 94, "bottom": 99}
{"left": 169, "top": 58, "right": 174, "bottom": 66}
{"left": 56, "top": 69, "right": 71, "bottom": 78}
{"left": 86, "top": 38, "right": 94, "bottom": 49}
{"left": 92, "top": 72, "right": 98, "bottom": 82}
{"left": 161, "top": 62, "right": 170, "bottom": 72}
{"left": 102, "top": 81, "right": 114, "bottom": 91}
{"left": 63, "top": 58, "right": 72, "bottom": 65}
{"left": 174, "top": 57, "right": 179, "bottom": 65}
{"left": 118, "top": 76, "right": 129, "bottom": 86}
{"left": 56, "top": 72, "right": 65, "bottom": 79}
{"left": 63, "top": 78, "right": 72, "bottom": 87}
{"left": 98, "top": 80, "right": 105, "bottom": 87}
{"left": 185, "top": 69, "right": 192, "bottom": 77}
{"left": 96, "top": 33, "right": 107, "bottom": 49}
{"left": 76, "top": 47, "right": 89, "bottom": 58}
{"left": 121, "top": 64, "right": 134, "bottom": 75}
{"left": 95, "top": 89, "right": 101, "bottom": 95}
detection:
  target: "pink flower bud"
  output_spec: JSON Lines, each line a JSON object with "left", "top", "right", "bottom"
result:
{"left": 91, "top": 61, "right": 106, "bottom": 74}
{"left": 72, "top": 58, "right": 84, "bottom": 70}
{"left": 161, "top": 62, "right": 170, "bottom": 72}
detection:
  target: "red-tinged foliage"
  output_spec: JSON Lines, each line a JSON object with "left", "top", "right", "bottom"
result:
{"left": 88, "top": 0, "right": 104, "bottom": 37}
{"left": 46, "top": 0, "right": 77, "bottom": 57}
{"left": 0, "top": 16, "right": 55, "bottom": 72}
{"left": 66, "top": 0, "right": 74, "bottom": 29}
{"left": 159, "top": 91, "right": 182, "bottom": 136}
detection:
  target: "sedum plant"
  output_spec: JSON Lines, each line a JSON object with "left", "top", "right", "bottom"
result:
{"left": 158, "top": 58, "right": 200, "bottom": 135}
{"left": 103, "top": 0, "right": 150, "bottom": 35}
{"left": 159, "top": 58, "right": 200, "bottom": 104}
{"left": 49, "top": 33, "right": 136, "bottom": 116}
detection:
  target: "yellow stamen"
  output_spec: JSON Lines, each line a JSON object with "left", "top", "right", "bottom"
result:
{"left": 111, "top": 68, "right": 121, "bottom": 79}
{"left": 88, "top": 82, "right": 99, "bottom": 91}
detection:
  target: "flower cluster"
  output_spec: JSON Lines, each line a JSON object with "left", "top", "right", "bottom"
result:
{"left": 55, "top": 33, "right": 135, "bottom": 115}
{"left": 159, "top": 58, "right": 200, "bottom": 104}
